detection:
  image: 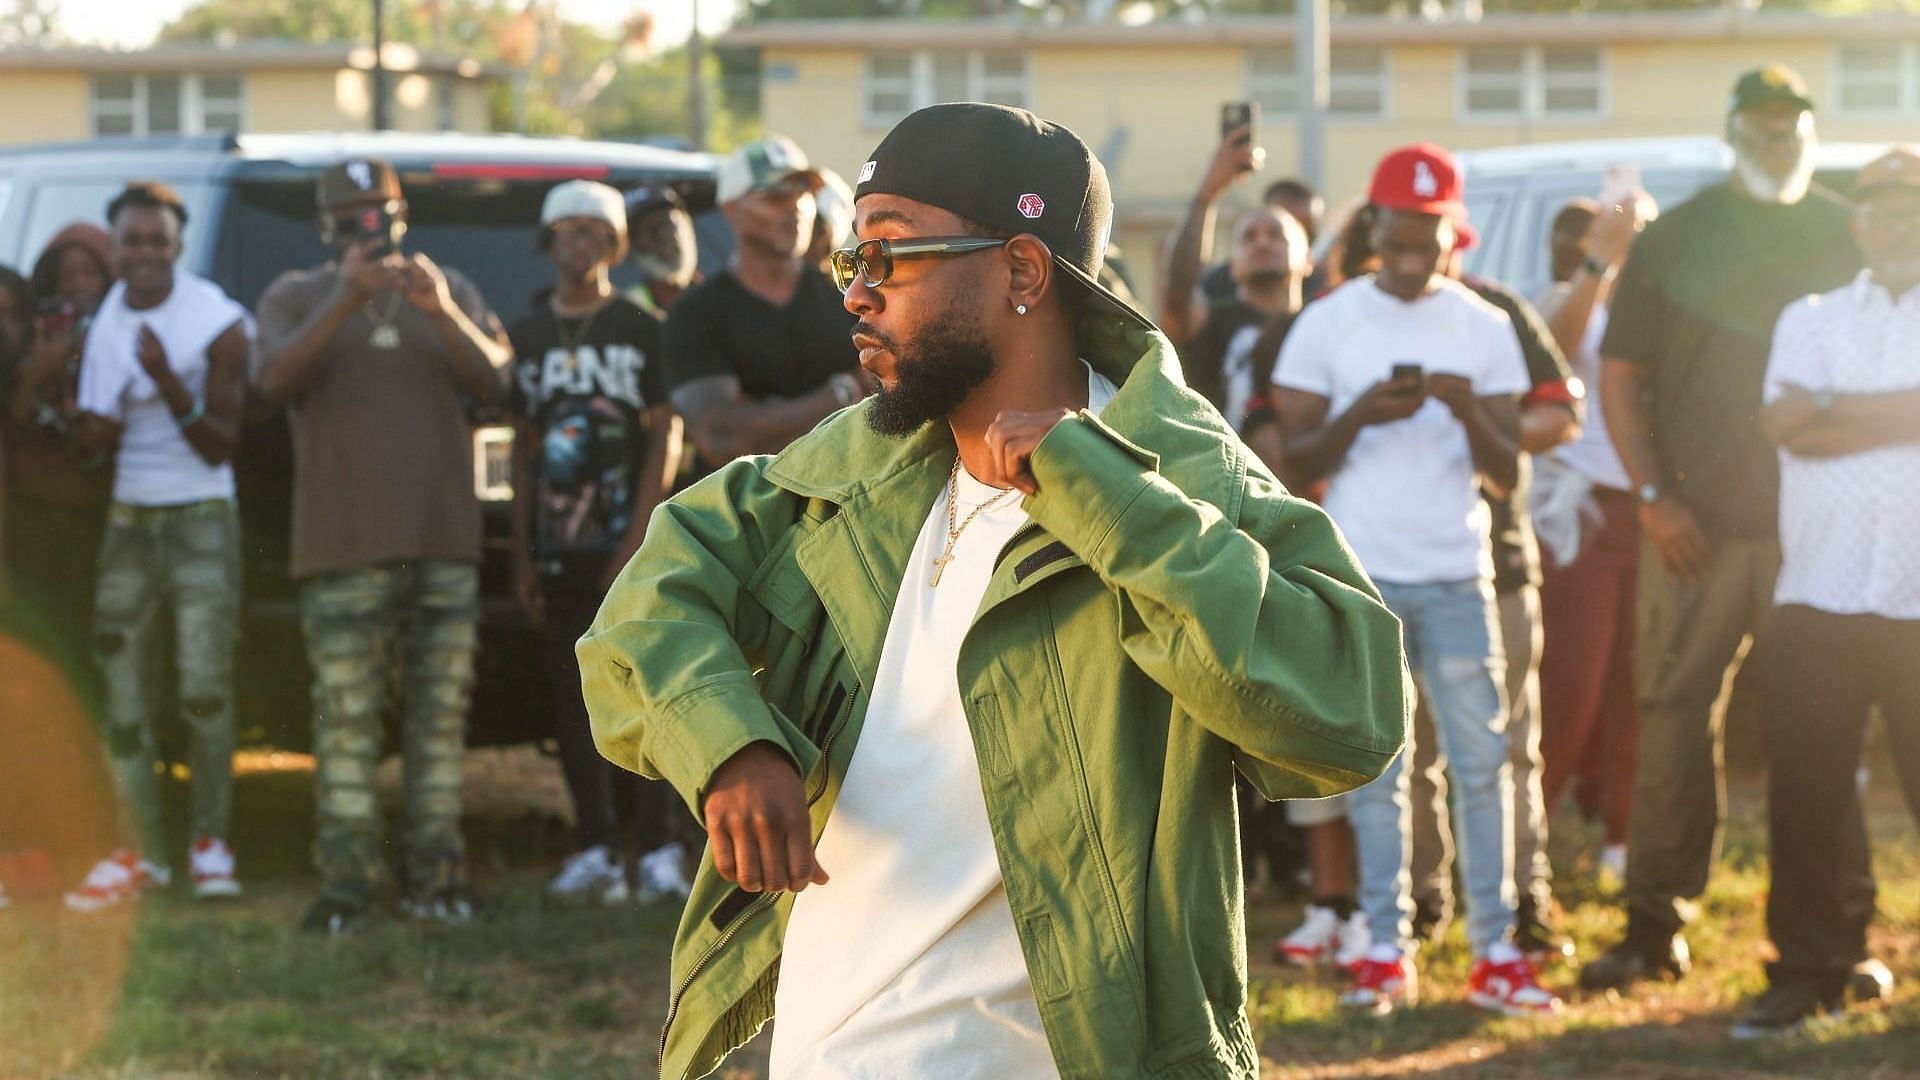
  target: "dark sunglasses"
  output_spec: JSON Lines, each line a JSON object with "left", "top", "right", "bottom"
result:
{"left": 829, "top": 236, "right": 1010, "bottom": 292}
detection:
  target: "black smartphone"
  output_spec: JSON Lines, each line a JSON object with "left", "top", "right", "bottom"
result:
{"left": 1221, "top": 101, "right": 1257, "bottom": 146}
{"left": 351, "top": 203, "right": 406, "bottom": 256}
{"left": 1391, "top": 362, "right": 1425, "bottom": 393}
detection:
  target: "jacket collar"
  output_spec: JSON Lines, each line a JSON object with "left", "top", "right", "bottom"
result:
{"left": 762, "top": 312, "right": 1244, "bottom": 520}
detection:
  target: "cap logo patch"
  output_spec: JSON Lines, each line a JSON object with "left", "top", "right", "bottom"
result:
{"left": 347, "top": 160, "right": 373, "bottom": 190}
{"left": 1412, "top": 161, "right": 1438, "bottom": 199}
{"left": 858, "top": 160, "right": 877, "bottom": 183}
{"left": 1017, "top": 193, "right": 1046, "bottom": 219}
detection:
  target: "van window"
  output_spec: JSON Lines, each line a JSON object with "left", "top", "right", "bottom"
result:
{"left": 20, "top": 180, "right": 216, "bottom": 275}
{"left": 214, "top": 178, "right": 731, "bottom": 327}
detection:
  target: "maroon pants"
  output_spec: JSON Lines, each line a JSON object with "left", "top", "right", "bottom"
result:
{"left": 1539, "top": 484, "right": 1640, "bottom": 844}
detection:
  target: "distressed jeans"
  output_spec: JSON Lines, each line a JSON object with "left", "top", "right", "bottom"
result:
{"left": 92, "top": 499, "right": 241, "bottom": 857}
{"left": 1350, "top": 578, "right": 1515, "bottom": 956}
{"left": 299, "top": 560, "right": 478, "bottom": 906}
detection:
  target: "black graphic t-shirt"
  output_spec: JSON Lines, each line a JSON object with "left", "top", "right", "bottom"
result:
{"left": 507, "top": 297, "right": 666, "bottom": 570}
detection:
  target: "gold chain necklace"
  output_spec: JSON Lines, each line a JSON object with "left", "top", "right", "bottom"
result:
{"left": 931, "top": 456, "right": 1018, "bottom": 588}
{"left": 553, "top": 296, "right": 608, "bottom": 368}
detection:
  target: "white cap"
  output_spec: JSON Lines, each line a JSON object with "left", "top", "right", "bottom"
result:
{"left": 541, "top": 179, "right": 627, "bottom": 240}
{"left": 716, "top": 135, "right": 823, "bottom": 205}
{"left": 813, "top": 167, "right": 856, "bottom": 250}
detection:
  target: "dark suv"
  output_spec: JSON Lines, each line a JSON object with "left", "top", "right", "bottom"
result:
{"left": 0, "top": 131, "right": 728, "bottom": 751}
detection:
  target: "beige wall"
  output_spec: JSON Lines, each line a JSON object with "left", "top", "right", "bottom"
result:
{"left": 763, "top": 35, "right": 1916, "bottom": 292}
{"left": 249, "top": 69, "right": 365, "bottom": 131}
{"left": 0, "top": 72, "right": 91, "bottom": 144}
{"left": 454, "top": 81, "right": 492, "bottom": 133}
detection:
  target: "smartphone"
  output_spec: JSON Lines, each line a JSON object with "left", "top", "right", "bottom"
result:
{"left": 1391, "top": 362, "right": 1424, "bottom": 393}
{"left": 35, "top": 296, "right": 76, "bottom": 338}
{"left": 352, "top": 202, "right": 406, "bottom": 256}
{"left": 1600, "top": 163, "right": 1641, "bottom": 208}
{"left": 1221, "top": 101, "right": 1258, "bottom": 146}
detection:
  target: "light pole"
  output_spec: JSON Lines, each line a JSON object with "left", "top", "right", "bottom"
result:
{"left": 1295, "top": 0, "right": 1328, "bottom": 193}
{"left": 687, "top": 0, "right": 708, "bottom": 150}
{"left": 372, "top": 0, "right": 392, "bottom": 131}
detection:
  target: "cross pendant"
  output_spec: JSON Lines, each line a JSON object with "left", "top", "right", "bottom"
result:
{"left": 929, "top": 553, "right": 951, "bottom": 588}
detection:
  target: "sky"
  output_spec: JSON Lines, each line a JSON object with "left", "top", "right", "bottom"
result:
{"left": 57, "top": 0, "right": 740, "bottom": 51}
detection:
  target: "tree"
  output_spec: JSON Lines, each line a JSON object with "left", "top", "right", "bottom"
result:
{"left": 0, "top": 0, "right": 61, "bottom": 47}
{"left": 157, "top": 0, "right": 752, "bottom": 146}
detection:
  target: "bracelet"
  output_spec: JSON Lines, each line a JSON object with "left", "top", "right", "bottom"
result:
{"left": 174, "top": 400, "right": 205, "bottom": 429}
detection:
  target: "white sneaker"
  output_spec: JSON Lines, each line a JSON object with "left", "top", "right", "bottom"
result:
{"left": 1334, "top": 910, "right": 1373, "bottom": 969}
{"left": 548, "top": 845, "right": 629, "bottom": 905}
{"left": 64, "top": 850, "right": 169, "bottom": 913}
{"left": 190, "top": 837, "right": 243, "bottom": 900}
{"left": 1275, "top": 905, "right": 1342, "bottom": 967}
{"left": 1598, "top": 844, "right": 1627, "bottom": 891}
{"left": 638, "top": 843, "right": 692, "bottom": 903}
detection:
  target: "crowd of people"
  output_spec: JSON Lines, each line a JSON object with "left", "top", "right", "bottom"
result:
{"left": 0, "top": 56, "right": 1913, "bottom": 1053}
{"left": 1167, "top": 63, "right": 1916, "bottom": 1037}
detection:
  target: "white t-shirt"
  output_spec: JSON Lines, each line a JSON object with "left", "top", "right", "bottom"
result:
{"left": 771, "top": 363, "right": 1119, "bottom": 1080}
{"left": 1272, "top": 276, "right": 1530, "bottom": 585}
{"left": 77, "top": 274, "right": 250, "bottom": 507}
{"left": 1532, "top": 283, "right": 1630, "bottom": 492}
{"left": 1765, "top": 274, "right": 1920, "bottom": 620}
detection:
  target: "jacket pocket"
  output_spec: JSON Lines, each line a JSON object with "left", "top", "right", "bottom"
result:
{"left": 1024, "top": 913, "right": 1071, "bottom": 1002}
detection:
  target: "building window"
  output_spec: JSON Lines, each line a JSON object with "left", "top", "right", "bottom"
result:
{"left": 1836, "top": 43, "right": 1919, "bottom": 114}
{"left": 1461, "top": 45, "right": 1604, "bottom": 121}
{"left": 1247, "top": 46, "right": 1388, "bottom": 119}
{"left": 861, "top": 51, "right": 1030, "bottom": 128}
{"left": 437, "top": 75, "right": 458, "bottom": 131}
{"left": 90, "top": 73, "right": 247, "bottom": 137}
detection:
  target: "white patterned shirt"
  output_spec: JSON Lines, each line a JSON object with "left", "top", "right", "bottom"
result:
{"left": 1764, "top": 271, "right": 1920, "bottom": 620}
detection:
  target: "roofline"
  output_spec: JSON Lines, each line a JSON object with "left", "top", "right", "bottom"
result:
{"left": 0, "top": 42, "right": 505, "bottom": 80}
{"left": 723, "top": 11, "right": 1920, "bottom": 50}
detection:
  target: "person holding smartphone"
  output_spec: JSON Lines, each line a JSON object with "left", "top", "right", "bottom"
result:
{"left": 1159, "top": 103, "right": 1312, "bottom": 436}
{"left": 254, "top": 158, "right": 512, "bottom": 936}
{"left": 1273, "top": 144, "right": 1556, "bottom": 1017}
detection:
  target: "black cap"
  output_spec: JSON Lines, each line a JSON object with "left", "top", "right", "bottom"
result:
{"left": 853, "top": 102, "right": 1153, "bottom": 331}
{"left": 318, "top": 158, "right": 402, "bottom": 208}
{"left": 1729, "top": 64, "right": 1815, "bottom": 116}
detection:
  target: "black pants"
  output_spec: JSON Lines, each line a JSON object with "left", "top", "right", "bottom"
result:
{"left": 542, "top": 580, "right": 689, "bottom": 854}
{"left": 1756, "top": 605, "right": 1920, "bottom": 992}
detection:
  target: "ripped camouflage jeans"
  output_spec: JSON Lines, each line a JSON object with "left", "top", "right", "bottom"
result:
{"left": 298, "top": 560, "right": 478, "bottom": 908}
{"left": 93, "top": 499, "right": 242, "bottom": 857}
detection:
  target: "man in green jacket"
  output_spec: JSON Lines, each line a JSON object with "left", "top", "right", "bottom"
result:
{"left": 580, "top": 103, "right": 1409, "bottom": 1080}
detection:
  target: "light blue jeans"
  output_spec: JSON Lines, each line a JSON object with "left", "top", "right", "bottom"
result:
{"left": 1351, "top": 578, "right": 1516, "bottom": 955}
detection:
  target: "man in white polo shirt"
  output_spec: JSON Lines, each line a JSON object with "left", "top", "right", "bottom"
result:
{"left": 1736, "top": 146, "right": 1920, "bottom": 1038}
{"left": 1274, "top": 144, "right": 1558, "bottom": 1016}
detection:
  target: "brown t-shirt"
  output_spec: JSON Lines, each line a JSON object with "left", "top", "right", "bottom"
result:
{"left": 254, "top": 265, "right": 501, "bottom": 580}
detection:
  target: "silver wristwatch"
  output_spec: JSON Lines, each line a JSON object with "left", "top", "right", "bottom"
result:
{"left": 828, "top": 372, "right": 862, "bottom": 407}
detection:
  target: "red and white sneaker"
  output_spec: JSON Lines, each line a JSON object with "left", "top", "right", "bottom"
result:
{"left": 1276, "top": 905, "right": 1342, "bottom": 966}
{"left": 1469, "top": 948, "right": 1563, "bottom": 1016}
{"left": 64, "top": 849, "right": 169, "bottom": 913}
{"left": 1340, "top": 950, "right": 1417, "bottom": 1015}
{"left": 190, "top": 838, "right": 242, "bottom": 900}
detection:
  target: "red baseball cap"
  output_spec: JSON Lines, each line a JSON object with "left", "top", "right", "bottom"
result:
{"left": 1369, "top": 143, "right": 1475, "bottom": 248}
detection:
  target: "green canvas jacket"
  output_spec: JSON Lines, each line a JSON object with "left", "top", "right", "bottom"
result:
{"left": 579, "top": 310, "right": 1410, "bottom": 1080}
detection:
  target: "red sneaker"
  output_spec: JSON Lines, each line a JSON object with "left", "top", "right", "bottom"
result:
{"left": 64, "top": 849, "right": 168, "bottom": 913}
{"left": 1469, "top": 952, "right": 1563, "bottom": 1016}
{"left": 1340, "top": 952, "right": 1417, "bottom": 1015}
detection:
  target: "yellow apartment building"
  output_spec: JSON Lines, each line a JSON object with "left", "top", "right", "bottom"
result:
{"left": 728, "top": 9, "right": 1920, "bottom": 287}
{"left": 0, "top": 42, "right": 498, "bottom": 146}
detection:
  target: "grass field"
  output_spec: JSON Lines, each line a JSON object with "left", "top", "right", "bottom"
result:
{"left": 3, "top": 748, "right": 1916, "bottom": 1079}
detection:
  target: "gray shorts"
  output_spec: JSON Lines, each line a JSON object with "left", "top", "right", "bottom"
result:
{"left": 1284, "top": 791, "right": 1350, "bottom": 827}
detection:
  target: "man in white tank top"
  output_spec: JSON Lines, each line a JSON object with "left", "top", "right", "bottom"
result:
{"left": 64, "top": 181, "right": 251, "bottom": 912}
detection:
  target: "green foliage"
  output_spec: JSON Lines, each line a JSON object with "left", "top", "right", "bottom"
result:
{"left": 155, "top": 0, "right": 749, "bottom": 146}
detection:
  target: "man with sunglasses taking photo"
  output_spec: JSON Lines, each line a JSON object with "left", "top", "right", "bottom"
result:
{"left": 580, "top": 103, "right": 1408, "bottom": 1079}
{"left": 255, "top": 158, "right": 512, "bottom": 935}
{"left": 661, "top": 135, "right": 865, "bottom": 472}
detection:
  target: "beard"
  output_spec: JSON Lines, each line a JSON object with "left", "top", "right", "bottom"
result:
{"left": 1734, "top": 141, "right": 1817, "bottom": 206}
{"left": 862, "top": 307, "right": 998, "bottom": 439}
